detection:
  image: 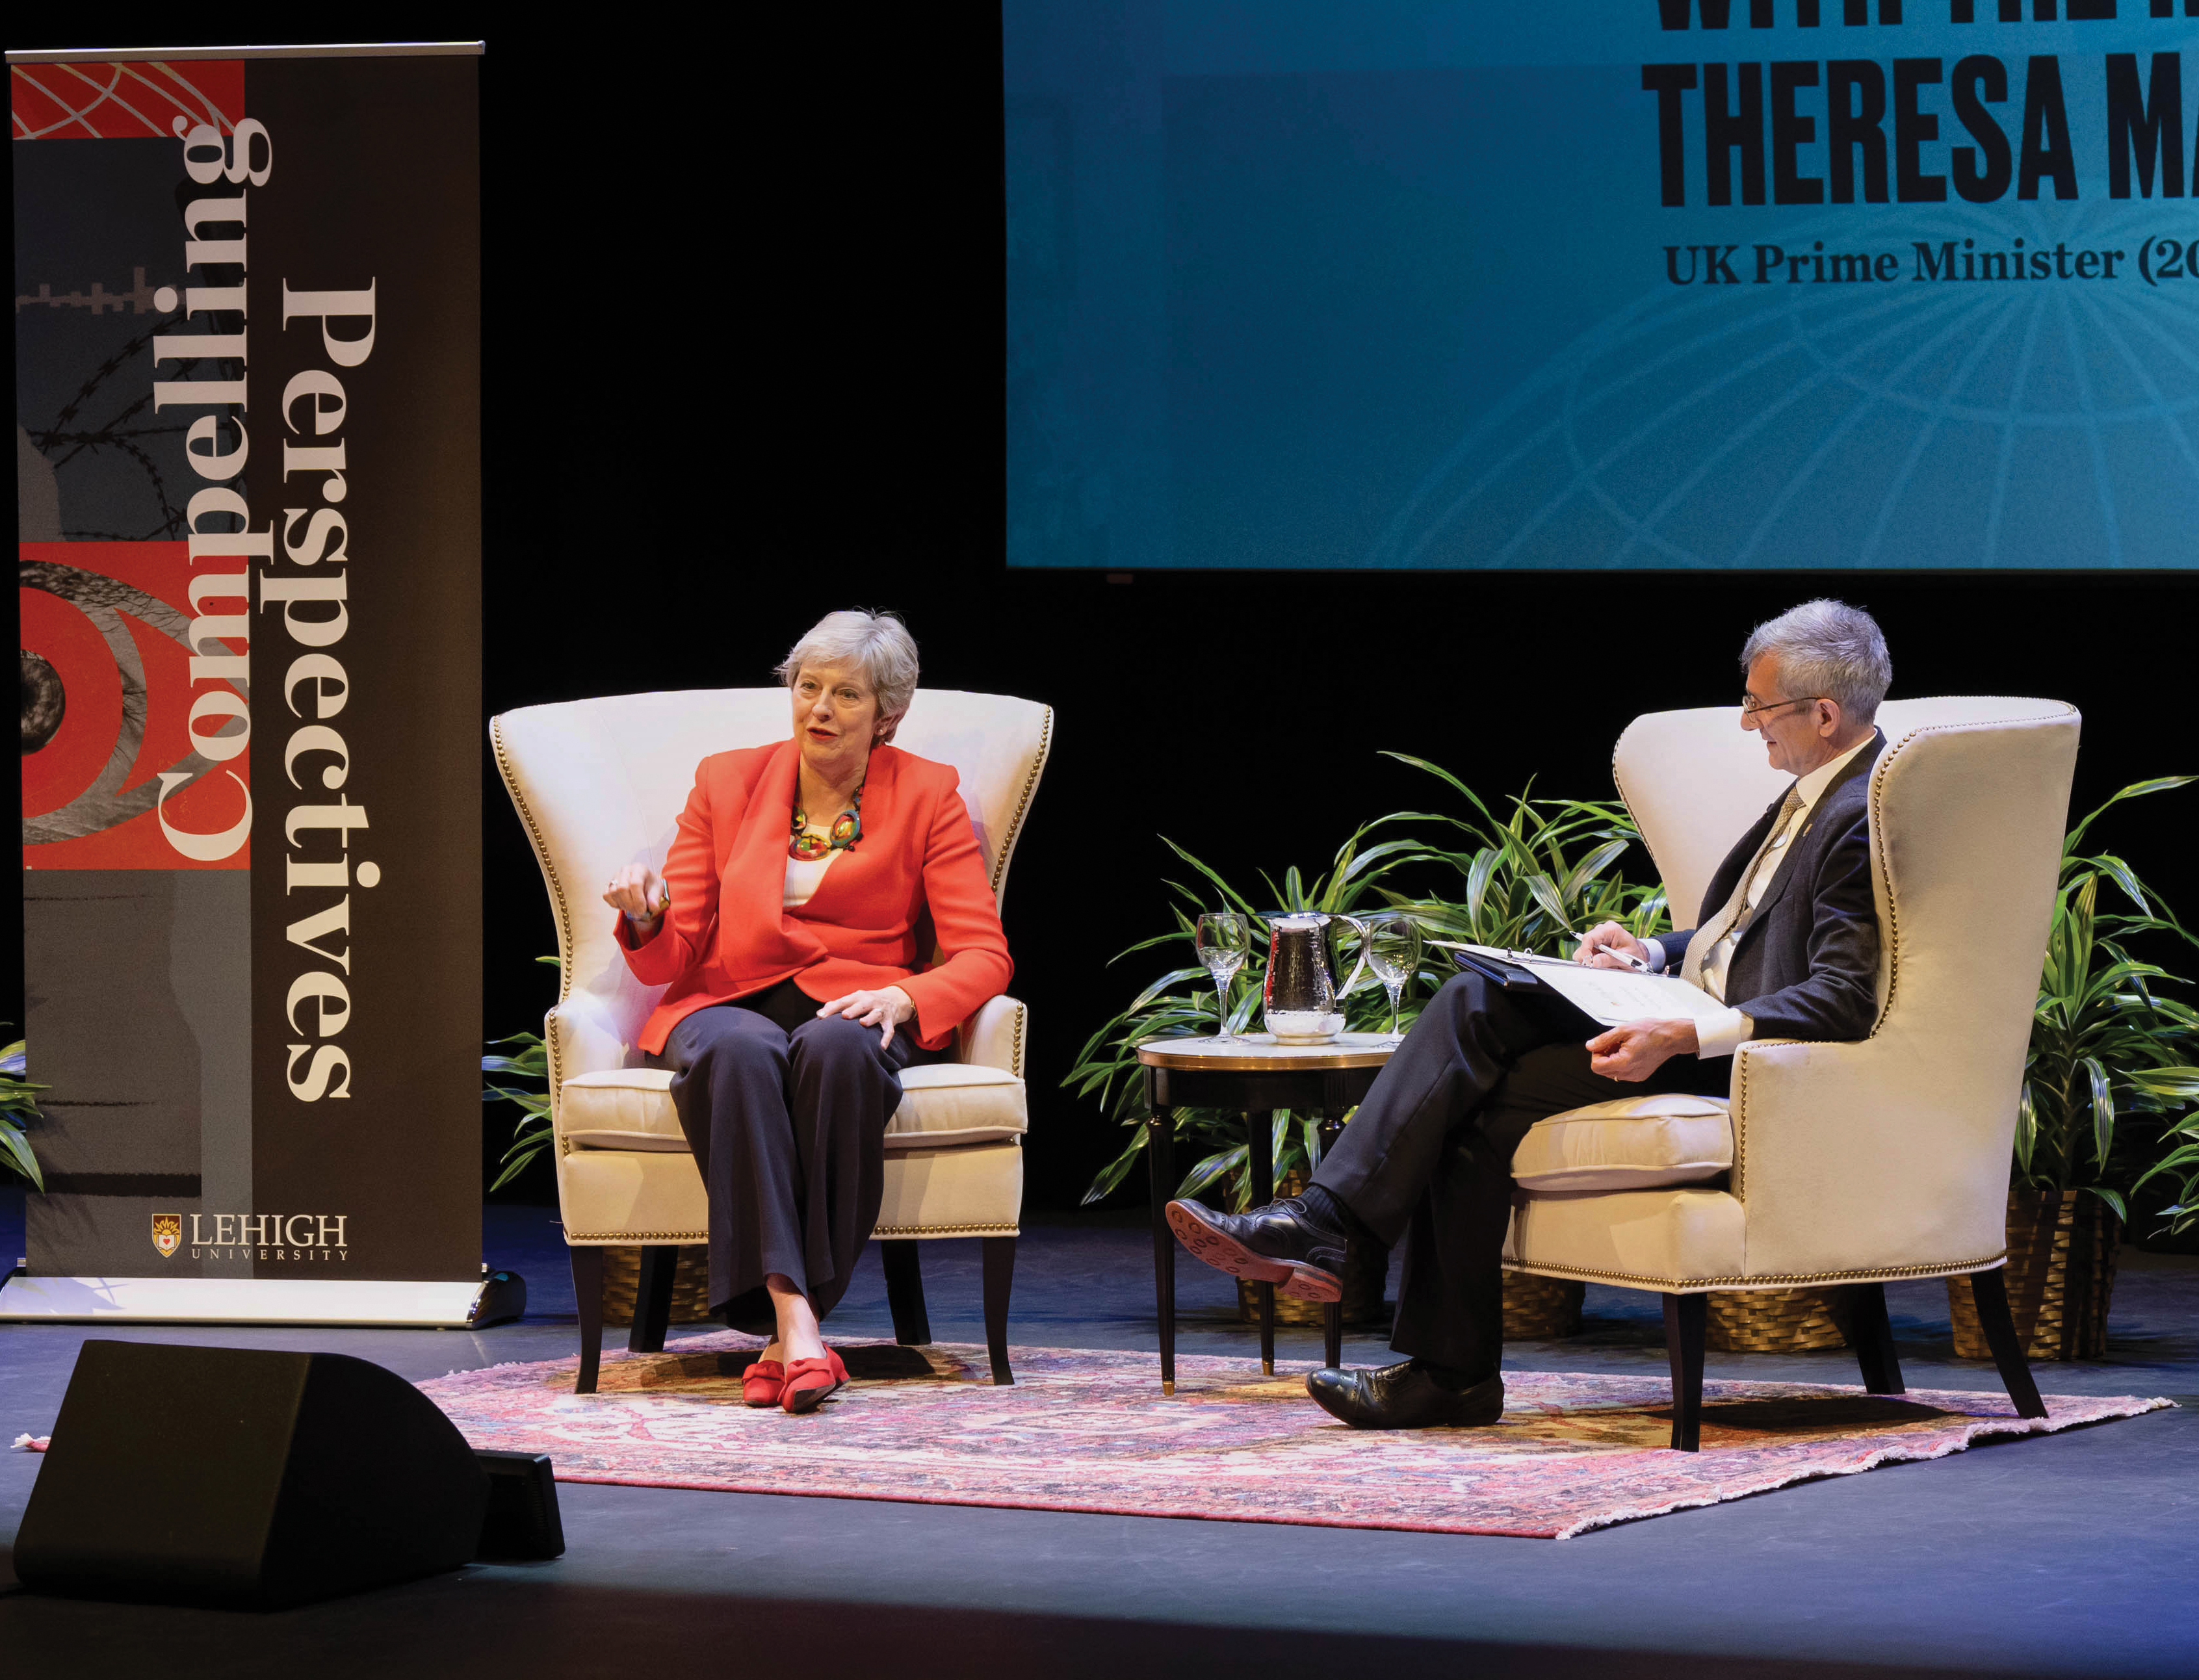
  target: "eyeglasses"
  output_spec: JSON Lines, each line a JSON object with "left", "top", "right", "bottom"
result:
{"left": 1740, "top": 693, "right": 1824, "bottom": 719}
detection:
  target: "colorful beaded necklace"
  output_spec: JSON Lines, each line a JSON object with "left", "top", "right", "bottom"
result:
{"left": 789, "top": 781, "right": 863, "bottom": 862}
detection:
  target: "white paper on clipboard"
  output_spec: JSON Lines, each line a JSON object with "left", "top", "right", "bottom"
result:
{"left": 1445, "top": 942, "right": 1734, "bottom": 1029}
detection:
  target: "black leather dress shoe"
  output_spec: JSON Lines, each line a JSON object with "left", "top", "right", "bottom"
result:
{"left": 1305, "top": 1361, "right": 1506, "bottom": 1429}
{"left": 1164, "top": 1195, "right": 1346, "bottom": 1302}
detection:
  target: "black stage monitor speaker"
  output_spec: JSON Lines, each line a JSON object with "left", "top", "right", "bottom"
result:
{"left": 15, "top": 1340, "right": 491, "bottom": 1609}
{"left": 474, "top": 1449, "right": 566, "bottom": 1560}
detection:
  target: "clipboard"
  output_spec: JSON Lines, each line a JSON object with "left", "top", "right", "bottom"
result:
{"left": 1437, "top": 943, "right": 1544, "bottom": 991}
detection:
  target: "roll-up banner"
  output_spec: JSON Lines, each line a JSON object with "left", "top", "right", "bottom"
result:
{"left": 5, "top": 43, "right": 509, "bottom": 1325}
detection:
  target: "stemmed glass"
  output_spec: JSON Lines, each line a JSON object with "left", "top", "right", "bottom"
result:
{"left": 1363, "top": 912, "right": 1422, "bottom": 1046}
{"left": 1195, "top": 912, "right": 1250, "bottom": 1042}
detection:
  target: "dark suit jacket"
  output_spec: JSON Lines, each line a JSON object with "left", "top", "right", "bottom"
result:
{"left": 1658, "top": 731, "right": 1884, "bottom": 1043}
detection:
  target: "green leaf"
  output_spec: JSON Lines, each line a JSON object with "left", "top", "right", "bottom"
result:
{"left": 1080, "top": 1126, "right": 1149, "bottom": 1205}
{"left": 2083, "top": 1185, "right": 2128, "bottom": 1222}
{"left": 2081, "top": 1056, "right": 2116, "bottom": 1169}
{"left": 1158, "top": 838, "right": 1264, "bottom": 920}
{"left": 0, "top": 1123, "right": 44, "bottom": 1191}
{"left": 1177, "top": 1144, "right": 1247, "bottom": 1205}
{"left": 2065, "top": 776, "right": 2196, "bottom": 857}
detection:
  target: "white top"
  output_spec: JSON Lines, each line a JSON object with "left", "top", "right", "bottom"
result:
{"left": 783, "top": 845, "right": 841, "bottom": 908}
{"left": 1643, "top": 734, "right": 1873, "bottom": 1058}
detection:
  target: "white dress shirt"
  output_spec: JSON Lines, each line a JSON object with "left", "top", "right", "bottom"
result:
{"left": 1641, "top": 734, "right": 1872, "bottom": 1059}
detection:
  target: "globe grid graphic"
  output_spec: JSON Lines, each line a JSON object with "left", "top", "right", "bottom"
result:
{"left": 1370, "top": 200, "right": 2199, "bottom": 571}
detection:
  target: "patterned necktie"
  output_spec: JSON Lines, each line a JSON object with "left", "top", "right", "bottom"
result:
{"left": 1683, "top": 786, "right": 1805, "bottom": 987}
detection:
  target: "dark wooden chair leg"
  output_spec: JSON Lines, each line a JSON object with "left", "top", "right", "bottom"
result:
{"left": 1849, "top": 1281, "right": 1905, "bottom": 1394}
{"left": 627, "top": 1245, "right": 676, "bottom": 1354}
{"left": 570, "top": 1246, "right": 605, "bottom": 1395}
{"left": 1968, "top": 1265, "right": 2048, "bottom": 1419}
{"left": 982, "top": 1235, "right": 1017, "bottom": 1386}
{"left": 881, "top": 1239, "right": 931, "bottom": 1346}
{"left": 1245, "top": 1111, "right": 1275, "bottom": 1376}
{"left": 1320, "top": 1111, "right": 1346, "bottom": 1371}
{"left": 1663, "top": 1292, "right": 1707, "bottom": 1452}
{"left": 1148, "top": 1102, "right": 1179, "bottom": 1395}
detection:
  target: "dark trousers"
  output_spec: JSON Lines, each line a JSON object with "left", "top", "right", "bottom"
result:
{"left": 1311, "top": 970, "right": 1727, "bottom": 1379}
{"left": 655, "top": 980, "right": 938, "bottom": 1336}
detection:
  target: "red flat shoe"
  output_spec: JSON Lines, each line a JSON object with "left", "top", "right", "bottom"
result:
{"left": 781, "top": 1350, "right": 848, "bottom": 1415}
{"left": 742, "top": 1359, "right": 786, "bottom": 1408}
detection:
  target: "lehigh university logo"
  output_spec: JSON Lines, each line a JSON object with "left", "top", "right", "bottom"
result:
{"left": 151, "top": 1214, "right": 181, "bottom": 1259}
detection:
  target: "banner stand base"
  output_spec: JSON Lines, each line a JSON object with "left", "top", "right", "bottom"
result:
{"left": 0, "top": 1270, "right": 527, "bottom": 1329}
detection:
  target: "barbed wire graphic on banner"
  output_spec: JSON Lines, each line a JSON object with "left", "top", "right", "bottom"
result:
{"left": 9, "top": 60, "right": 235, "bottom": 140}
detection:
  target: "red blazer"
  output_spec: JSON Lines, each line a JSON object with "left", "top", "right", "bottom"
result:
{"left": 618, "top": 739, "right": 1013, "bottom": 1055}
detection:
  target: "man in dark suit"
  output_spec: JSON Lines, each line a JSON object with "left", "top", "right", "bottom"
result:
{"left": 1167, "top": 600, "right": 1893, "bottom": 1428}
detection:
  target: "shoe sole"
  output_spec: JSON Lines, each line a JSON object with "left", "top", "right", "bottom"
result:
{"left": 1165, "top": 1201, "right": 1343, "bottom": 1304}
{"left": 783, "top": 1378, "right": 844, "bottom": 1415}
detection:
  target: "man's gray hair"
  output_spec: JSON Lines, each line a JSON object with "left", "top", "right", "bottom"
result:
{"left": 776, "top": 609, "right": 920, "bottom": 721}
{"left": 1741, "top": 599, "right": 1892, "bottom": 723}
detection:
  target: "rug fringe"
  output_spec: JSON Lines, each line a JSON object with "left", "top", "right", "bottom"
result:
{"left": 12, "top": 1433, "right": 50, "bottom": 1453}
{"left": 1550, "top": 1397, "right": 2174, "bottom": 1539}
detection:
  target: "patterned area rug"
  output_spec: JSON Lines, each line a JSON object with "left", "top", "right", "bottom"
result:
{"left": 415, "top": 1335, "right": 2169, "bottom": 1539}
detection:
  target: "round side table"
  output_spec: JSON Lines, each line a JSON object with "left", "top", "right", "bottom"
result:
{"left": 1138, "top": 1033, "right": 1394, "bottom": 1393}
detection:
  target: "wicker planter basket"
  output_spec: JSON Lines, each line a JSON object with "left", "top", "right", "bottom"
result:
{"left": 1501, "top": 1271, "right": 1586, "bottom": 1339}
{"left": 1704, "top": 1286, "right": 1854, "bottom": 1353}
{"left": 597, "top": 1243, "right": 715, "bottom": 1328}
{"left": 1947, "top": 1189, "right": 2120, "bottom": 1361}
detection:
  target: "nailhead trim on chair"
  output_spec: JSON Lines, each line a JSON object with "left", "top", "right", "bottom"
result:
{"left": 1507, "top": 1252, "right": 2008, "bottom": 1291}
{"left": 873, "top": 1222, "right": 1022, "bottom": 1237}
{"left": 566, "top": 1229, "right": 710, "bottom": 1243}
{"left": 991, "top": 705, "right": 1053, "bottom": 901}
{"left": 489, "top": 714, "right": 579, "bottom": 1117}
{"left": 1862, "top": 704, "right": 2074, "bottom": 1037}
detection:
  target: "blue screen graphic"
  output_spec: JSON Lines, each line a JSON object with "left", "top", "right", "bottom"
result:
{"left": 1004, "top": 3, "right": 2199, "bottom": 569}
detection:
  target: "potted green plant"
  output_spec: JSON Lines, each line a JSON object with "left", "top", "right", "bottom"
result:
{"left": 1949, "top": 777, "right": 2199, "bottom": 1360}
{"left": 1, "top": 1038, "right": 48, "bottom": 1191}
{"left": 1067, "top": 757, "right": 1664, "bottom": 1334}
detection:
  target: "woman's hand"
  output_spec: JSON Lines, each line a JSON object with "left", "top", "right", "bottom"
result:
{"left": 816, "top": 985, "right": 916, "bottom": 1048}
{"left": 1574, "top": 920, "right": 1652, "bottom": 969}
{"left": 603, "top": 862, "right": 668, "bottom": 931}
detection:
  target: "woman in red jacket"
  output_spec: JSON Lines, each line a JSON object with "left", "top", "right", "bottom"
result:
{"left": 603, "top": 610, "right": 1011, "bottom": 1415}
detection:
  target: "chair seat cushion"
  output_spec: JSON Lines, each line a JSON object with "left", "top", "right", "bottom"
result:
{"left": 1509, "top": 1093, "right": 1732, "bottom": 1193}
{"left": 559, "top": 1063, "right": 1028, "bottom": 1153}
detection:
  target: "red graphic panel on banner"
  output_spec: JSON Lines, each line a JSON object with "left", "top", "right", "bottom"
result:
{"left": 20, "top": 541, "right": 250, "bottom": 870}
{"left": 10, "top": 60, "right": 242, "bottom": 140}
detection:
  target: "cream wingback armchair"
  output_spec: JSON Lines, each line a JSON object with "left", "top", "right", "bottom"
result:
{"left": 1504, "top": 698, "right": 2079, "bottom": 1449}
{"left": 491, "top": 688, "right": 1051, "bottom": 1393}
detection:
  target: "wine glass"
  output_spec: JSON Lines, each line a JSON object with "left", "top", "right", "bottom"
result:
{"left": 1195, "top": 912, "right": 1250, "bottom": 1041}
{"left": 1362, "top": 912, "right": 1422, "bottom": 1045}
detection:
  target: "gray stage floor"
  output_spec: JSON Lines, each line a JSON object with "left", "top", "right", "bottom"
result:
{"left": 1, "top": 1191, "right": 2192, "bottom": 1679}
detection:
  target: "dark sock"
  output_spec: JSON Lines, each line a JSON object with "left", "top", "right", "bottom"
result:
{"left": 1417, "top": 1358, "right": 1496, "bottom": 1393}
{"left": 1295, "top": 1183, "right": 1373, "bottom": 1245}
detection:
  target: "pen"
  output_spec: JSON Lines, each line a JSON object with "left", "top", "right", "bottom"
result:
{"left": 1574, "top": 942, "right": 1648, "bottom": 972}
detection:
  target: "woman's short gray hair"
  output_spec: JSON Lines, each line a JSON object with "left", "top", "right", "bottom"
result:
{"left": 776, "top": 610, "right": 920, "bottom": 721}
{"left": 1741, "top": 599, "right": 1892, "bottom": 723}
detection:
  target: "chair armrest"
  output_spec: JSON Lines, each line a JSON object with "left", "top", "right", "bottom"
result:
{"left": 1727, "top": 1031, "right": 2020, "bottom": 1280}
{"left": 957, "top": 995, "right": 1027, "bottom": 1078}
{"left": 544, "top": 994, "right": 638, "bottom": 1130}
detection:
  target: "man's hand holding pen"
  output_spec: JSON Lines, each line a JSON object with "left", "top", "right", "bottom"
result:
{"left": 1573, "top": 920, "right": 1652, "bottom": 972}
